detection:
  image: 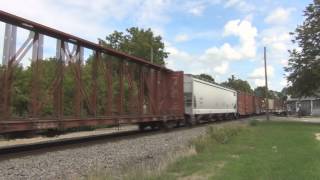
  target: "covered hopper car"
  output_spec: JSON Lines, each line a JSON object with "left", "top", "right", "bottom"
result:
{"left": 183, "top": 74, "right": 237, "bottom": 124}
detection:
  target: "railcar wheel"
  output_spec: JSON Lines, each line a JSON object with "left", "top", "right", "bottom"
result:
{"left": 175, "top": 120, "right": 181, "bottom": 128}
{"left": 150, "top": 122, "right": 157, "bottom": 130}
{"left": 195, "top": 115, "right": 201, "bottom": 124}
{"left": 161, "top": 121, "right": 170, "bottom": 131}
{"left": 138, "top": 123, "right": 146, "bottom": 131}
{"left": 185, "top": 116, "right": 196, "bottom": 127}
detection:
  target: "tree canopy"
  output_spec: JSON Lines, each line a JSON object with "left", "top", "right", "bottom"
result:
{"left": 221, "top": 75, "right": 253, "bottom": 93}
{"left": 285, "top": 0, "right": 320, "bottom": 97}
{"left": 99, "top": 27, "right": 169, "bottom": 66}
{"left": 194, "top": 73, "right": 215, "bottom": 83}
{"left": 253, "top": 86, "right": 285, "bottom": 99}
{"left": 254, "top": 86, "right": 271, "bottom": 98}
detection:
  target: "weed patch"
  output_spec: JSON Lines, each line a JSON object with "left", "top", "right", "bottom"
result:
{"left": 207, "top": 125, "right": 243, "bottom": 144}
{"left": 86, "top": 146, "right": 198, "bottom": 180}
{"left": 192, "top": 125, "right": 244, "bottom": 153}
{"left": 249, "top": 119, "right": 259, "bottom": 126}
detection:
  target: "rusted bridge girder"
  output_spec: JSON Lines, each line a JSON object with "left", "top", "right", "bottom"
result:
{"left": 0, "top": 10, "right": 184, "bottom": 134}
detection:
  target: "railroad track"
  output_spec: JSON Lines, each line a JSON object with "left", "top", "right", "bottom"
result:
{"left": 0, "top": 117, "right": 254, "bottom": 159}
{"left": 0, "top": 129, "right": 156, "bottom": 159}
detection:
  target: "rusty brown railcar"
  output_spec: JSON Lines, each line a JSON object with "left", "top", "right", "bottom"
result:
{"left": 0, "top": 11, "right": 184, "bottom": 134}
{"left": 237, "top": 92, "right": 255, "bottom": 116}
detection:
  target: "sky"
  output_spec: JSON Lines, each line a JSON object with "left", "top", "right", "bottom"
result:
{"left": 0, "top": 0, "right": 313, "bottom": 91}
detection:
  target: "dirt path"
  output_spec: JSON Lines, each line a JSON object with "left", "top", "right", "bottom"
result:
{"left": 315, "top": 133, "right": 320, "bottom": 141}
{"left": 253, "top": 115, "right": 320, "bottom": 123}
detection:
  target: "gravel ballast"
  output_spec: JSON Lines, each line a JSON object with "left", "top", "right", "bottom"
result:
{"left": 0, "top": 126, "right": 207, "bottom": 180}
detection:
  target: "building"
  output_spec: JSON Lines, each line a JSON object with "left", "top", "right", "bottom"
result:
{"left": 287, "top": 96, "right": 320, "bottom": 116}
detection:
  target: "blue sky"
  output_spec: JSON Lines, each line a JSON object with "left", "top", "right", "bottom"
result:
{"left": 0, "top": 0, "right": 313, "bottom": 91}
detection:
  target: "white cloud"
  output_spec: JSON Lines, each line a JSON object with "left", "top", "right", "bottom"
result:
{"left": 134, "top": 0, "right": 171, "bottom": 32}
{"left": 224, "top": 0, "right": 255, "bottom": 12}
{"left": 262, "top": 76, "right": 288, "bottom": 91}
{"left": 171, "top": 30, "right": 221, "bottom": 43}
{"left": 165, "top": 43, "right": 194, "bottom": 69}
{"left": 0, "top": 0, "right": 173, "bottom": 41}
{"left": 254, "top": 79, "right": 266, "bottom": 87}
{"left": 203, "top": 43, "right": 242, "bottom": 61}
{"left": 167, "top": 18, "right": 258, "bottom": 77}
{"left": 244, "top": 14, "right": 254, "bottom": 22}
{"left": 261, "top": 27, "right": 293, "bottom": 64}
{"left": 180, "top": 0, "right": 256, "bottom": 17}
{"left": 280, "top": 78, "right": 288, "bottom": 87}
{"left": 214, "top": 62, "right": 229, "bottom": 75}
{"left": 265, "top": 7, "right": 295, "bottom": 24}
{"left": 223, "top": 19, "right": 258, "bottom": 59}
{"left": 248, "top": 65, "right": 274, "bottom": 79}
{"left": 182, "top": 0, "right": 221, "bottom": 16}
{"left": 280, "top": 59, "right": 288, "bottom": 66}
{"left": 188, "top": 4, "right": 206, "bottom": 16}
{"left": 0, "top": 0, "right": 111, "bottom": 42}
{"left": 174, "top": 34, "right": 190, "bottom": 43}
{"left": 192, "top": 19, "right": 257, "bottom": 74}
{"left": 181, "top": 0, "right": 256, "bottom": 16}
{"left": 247, "top": 65, "right": 280, "bottom": 90}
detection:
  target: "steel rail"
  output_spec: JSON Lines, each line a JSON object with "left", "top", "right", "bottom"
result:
{"left": 0, "top": 129, "right": 144, "bottom": 158}
{"left": 0, "top": 10, "right": 170, "bottom": 71}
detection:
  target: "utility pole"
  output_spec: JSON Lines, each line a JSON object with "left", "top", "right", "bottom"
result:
{"left": 264, "top": 47, "right": 270, "bottom": 120}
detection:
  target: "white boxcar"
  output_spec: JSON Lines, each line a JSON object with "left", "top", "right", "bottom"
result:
{"left": 268, "top": 99, "right": 274, "bottom": 110}
{"left": 184, "top": 74, "right": 237, "bottom": 121}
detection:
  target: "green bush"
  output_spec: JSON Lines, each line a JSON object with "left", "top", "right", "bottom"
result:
{"left": 192, "top": 125, "right": 244, "bottom": 153}
{"left": 208, "top": 126, "right": 242, "bottom": 144}
{"left": 192, "top": 135, "right": 211, "bottom": 153}
{"left": 249, "top": 120, "right": 259, "bottom": 126}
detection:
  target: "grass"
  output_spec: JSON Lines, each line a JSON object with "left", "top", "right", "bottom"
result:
{"left": 152, "top": 121, "right": 320, "bottom": 180}
{"left": 88, "top": 120, "right": 320, "bottom": 180}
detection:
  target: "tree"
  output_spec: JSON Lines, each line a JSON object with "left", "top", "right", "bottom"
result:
{"left": 194, "top": 73, "right": 215, "bottom": 83}
{"left": 279, "top": 87, "right": 288, "bottom": 100}
{"left": 285, "top": 0, "right": 320, "bottom": 97}
{"left": 221, "top": 75, "right": 253, "bottom": 93}
{"left": 3, "top": 59, "right": 58, "bottom": 116}
{"left": 99, "top": 27, "right": 169, "bottom": 66}
{"left": 253, "top": 86, "right": 279, "bottom": 98}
